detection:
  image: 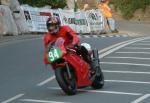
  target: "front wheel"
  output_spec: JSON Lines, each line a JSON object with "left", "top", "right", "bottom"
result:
{"left": 55, "top": 67, "right": 77, "bottom": 95}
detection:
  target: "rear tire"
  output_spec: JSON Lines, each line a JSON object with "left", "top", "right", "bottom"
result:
{"left": 55, "top": 67, "right": 77, "bottom": 95}
{"left": 91, "top": 68, "right": 104, "bottom": 89}
{"left": 91, "top": 49, "right": 104, "bottom": 89}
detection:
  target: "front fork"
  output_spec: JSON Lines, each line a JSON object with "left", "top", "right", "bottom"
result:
{"left": 65, "top": 62, "right": 72, "bottom": 79}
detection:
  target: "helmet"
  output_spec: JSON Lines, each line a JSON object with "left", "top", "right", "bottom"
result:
{"left": 81, "top": 43, "right": 92, "bottom": 55}
{"left": 46, "top": 16, "right": 61, "bottom": 35}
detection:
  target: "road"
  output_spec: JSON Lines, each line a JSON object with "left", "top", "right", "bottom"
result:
{"left": 1, "top": 35, "right": 150, "bottom": 103}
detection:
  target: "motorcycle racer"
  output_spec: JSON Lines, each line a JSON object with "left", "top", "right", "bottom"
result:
{"left": 43, "top": 17, "right": 104, "bottom": 95}
{"left": 43, "top": 16, "right": 91, "bottom": 65}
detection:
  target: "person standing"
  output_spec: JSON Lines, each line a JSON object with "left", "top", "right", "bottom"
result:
{"left": 97, "top": 0, "right": 118, "bottom": 33}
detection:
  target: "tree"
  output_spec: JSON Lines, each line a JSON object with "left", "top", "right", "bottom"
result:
{"left": 110, "top": 0, "right": 150, "bottom": 19}
{"left": 18, "top": 0, "right": 66, "bottom": 8}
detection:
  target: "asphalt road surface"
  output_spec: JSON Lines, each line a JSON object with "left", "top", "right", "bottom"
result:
{"left": 1, "top": 35, "right": 150, "bottom": 103}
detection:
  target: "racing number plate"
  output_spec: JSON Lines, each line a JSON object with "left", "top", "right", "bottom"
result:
{"left": 48, "top": 48, "right": 62, "bottom": 63}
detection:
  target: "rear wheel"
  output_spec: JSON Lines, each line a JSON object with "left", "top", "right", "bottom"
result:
{"left": 91, "top": 49, "right": 104, "bottom": 89}
{"left": 91, "top": 67, "right": 104, "bottom": 89}
{"left": 55, "top": 67, "right": 77, "bottom": 95}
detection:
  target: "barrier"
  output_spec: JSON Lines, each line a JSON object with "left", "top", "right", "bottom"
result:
{"left": 19, "top": 5, "right": 108, "bottom": 34}
{"left": 12, "top": 6, "right": 29, "bottom": 34}
{"left": 20, "top": 5, "right": 60, "bottom": 33}
{"left": 0, "top": 3, "right": 117, "bottom": 35}
{"left": 0, "top": 5, "right": 18, "bottom": 35}
{"left": 20, "top": 5, "right": 51, "bottom": 32}
{"left": 85, "top": 10, "right": 104, "bottom": 33}
{"left": 75, "top": 11, "right": 90, "bottom": 33}
{"left": 58, "top": 9, "right": 76, "bottom": 31}
{"left": 19, "top": 5, "right": 105, "bottom": 34}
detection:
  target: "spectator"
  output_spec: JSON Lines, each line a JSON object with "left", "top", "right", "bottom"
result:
{"left": 97, "top": 0, "right": 118, "bottom": 33}
{"left": 82, "top": 4, "right": 89, "bottom": 11}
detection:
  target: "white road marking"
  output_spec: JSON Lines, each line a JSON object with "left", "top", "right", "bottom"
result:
{"left": 99, "top": 37, "right": 150, "bottom": 58}
{"left": 100, "top": 35, "right": 106, "bottom": 38}
{"left": 103, "top": 70, "right": 150, "bottom": 75}
{"left": 101, "top": 62, "right": 150, "bottom": 67}
{"left": 85, "top": 90, "right": 141, "bottom": 96}
{"left": 93, "top": 35, "right": 98, "bottom": 38}
{"left": 131, "top": 43, "right": 150, "bottom": 46}
{"left": 1, "top": 94, "right": 24, "bottom": 103}
{"left": 37, "top": 75, "right": 55, "bottom": 86}
{"left": 84, "top": 35, "right": 90, "bottom": 38}
{"left": 115, "top": 35, "right": 121, "bottom": 37}
{"left": 116, "top": 52, "right": 150, "bottom": 54}
{"left": 98, "top": 37, "right": 148, "bottom": 54}
{"left": 105, "top": 80, "right": 150, "bottom": 85}
{"left": 105, "top": 56, "right": 150, "bottom": 60}
{"left": 109, "top": 35, "right": 114, "bottom": 37}
{"left": 20, "top": 99, "right": 71, "bottom": 103}
{"left": 123, "top": 47, "right": 150, "bottom": 50}
{"left": 140, "top": 41, "right": 150, "bottom": 43}
{"left": 131, "top": 94, "right": 150, "bottom": 103}
{"left": 98, "top": 39, "right": 130, "bottom": 54}
{"left": 48, "top": 87, "right": 142, "bottom": 96}
{"left": 122, "top": 35, "right": 128, "bottom": 37}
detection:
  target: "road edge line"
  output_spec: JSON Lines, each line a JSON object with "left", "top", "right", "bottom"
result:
{"left": 131, "top": 94, "right": 150, "bottom": 103}
{"left": 37, "top": 75, "right": 55, "bottom": 86}
{"left": 1, "top": 94, "right": 24, "bottom": 103}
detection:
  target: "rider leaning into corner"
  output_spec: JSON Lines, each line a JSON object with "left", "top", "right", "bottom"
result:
{"left": 43, "top": 16, "right": 93, "bottom": 70}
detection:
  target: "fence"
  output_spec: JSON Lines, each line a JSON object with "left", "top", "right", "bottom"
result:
{"left": 0, "top": 5, "right": 113, "bottom": 35}
{"left": 20, "top": 5, "right": 105, "bottom": 34}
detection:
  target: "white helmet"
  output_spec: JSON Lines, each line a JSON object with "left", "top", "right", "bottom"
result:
{"left": 81, "top": 43, "right": 92, "bottom": 55}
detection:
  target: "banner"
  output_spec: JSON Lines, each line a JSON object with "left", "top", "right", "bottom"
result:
{"left": 96, "top": 11, "right": 105, "bottom": 32}
{"left": 85, "top": 10, "right": 104, "bottom": 32}
{"left": 75, "top": 11, "right": 90, "bottom": 33}
{"left": 21, "top": 5, "right": 52, "bottom": 32}
{"left": 58, "top": 9, "right": 76, "bottom": 31}
{"left": 20, "top": 5, "right": 106, "bottom": 34}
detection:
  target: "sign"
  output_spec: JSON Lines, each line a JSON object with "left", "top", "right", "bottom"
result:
{"left": 85, "top": 10, "right": 104, "bottom": 32}
{"left": 59, "top": 9, "right": 76, "bottom": 31}
{"left": 21, "top": 5, "right": 52, "bottom": 32}
{"left": 75, "top": 11, "right": 90, "bottom": 33}
{"left": 20, "top": 5, "right": 106, "bottom": 34}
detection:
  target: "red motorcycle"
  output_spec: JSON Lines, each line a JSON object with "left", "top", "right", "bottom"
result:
{"left": 47, "top": 37, "right": 104, "bottom": 95}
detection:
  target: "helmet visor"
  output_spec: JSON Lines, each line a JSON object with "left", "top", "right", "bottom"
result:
{"left": 48, "top": 25, "right": 55, "bottom": 32}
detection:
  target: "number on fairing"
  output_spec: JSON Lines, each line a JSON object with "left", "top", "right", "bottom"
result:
{"left": 48, "top": 48, "right": 62, "bottom": 63}
{"left": 54, "top": 49, "right": 59, "bottom": 58}
{"left": 48, "top": 52, "right": 55, "bottom": 61}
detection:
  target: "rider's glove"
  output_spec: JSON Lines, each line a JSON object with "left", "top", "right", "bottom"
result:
{"left": 66, "top": 43, "right": 78, "bottom": 49}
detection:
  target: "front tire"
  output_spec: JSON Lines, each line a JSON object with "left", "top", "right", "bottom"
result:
{"left": 55, "top": 67, "right": 77, "bottom": 95}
